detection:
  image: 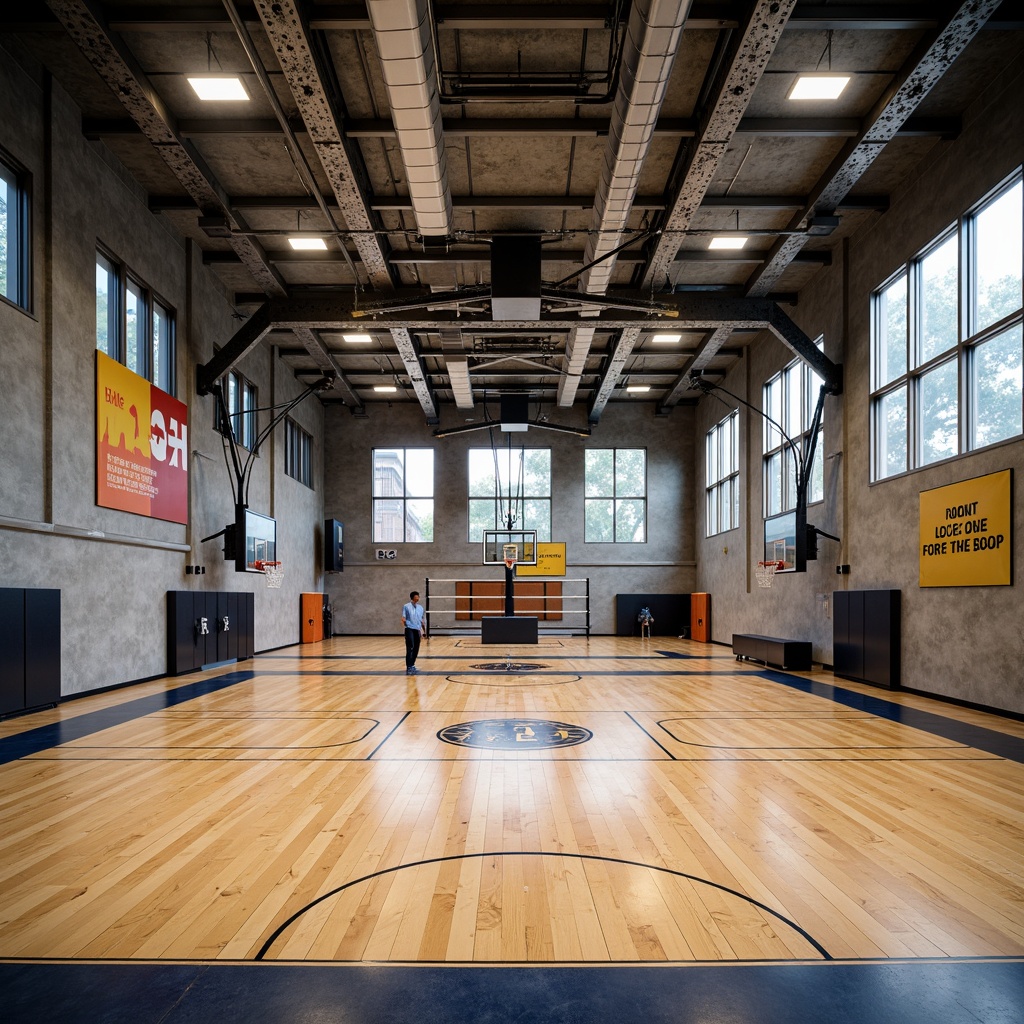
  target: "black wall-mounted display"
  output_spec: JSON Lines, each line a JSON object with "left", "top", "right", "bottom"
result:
{"left": 324, "top": 518, "right": 344, "bottom": 572}
{"left": 0, "top": 588, "right": 61, "bottom": 717}
{"left": 833, "top": 589, "right": 901, "bottom": 689}
{"left": 167, "top": 591, "right": 255, "bottom": 675}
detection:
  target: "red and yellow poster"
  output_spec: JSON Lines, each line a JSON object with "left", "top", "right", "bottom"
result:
{"left": 96, "top": 351, "right": 189, "bottom": 524}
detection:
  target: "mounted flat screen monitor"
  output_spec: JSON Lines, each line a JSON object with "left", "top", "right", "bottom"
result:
{"left": 482, "top": 530, "right": 538, "bottom": 566}
{"left": 236, "top": 505, "right": 277, "bottom": 572}
{"left": 324, "top": 518, "right": 343, "bottom": 572}
{"left": 764, "top": 510, "right": 797, "bottom": 573}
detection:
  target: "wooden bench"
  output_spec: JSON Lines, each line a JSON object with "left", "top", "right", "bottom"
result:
{"left": 732, "top": 633, "right": 812, "bottom": 671}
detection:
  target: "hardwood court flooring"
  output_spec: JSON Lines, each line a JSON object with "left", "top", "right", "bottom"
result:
{"left": 0, "top": 635, "right": 1023, "bottom": 965}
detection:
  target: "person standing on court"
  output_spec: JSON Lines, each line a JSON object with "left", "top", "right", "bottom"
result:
{"left": 401, "top": 590, "right": 425, "bottom": 674}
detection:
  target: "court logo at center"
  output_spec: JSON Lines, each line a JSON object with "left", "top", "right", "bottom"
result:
{"left": 438, "top": 719, "right": 592, "bottom": 750}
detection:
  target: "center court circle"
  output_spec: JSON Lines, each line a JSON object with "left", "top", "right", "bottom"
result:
{"left": 437, "top": 718, "right": 593, "bottom": 750}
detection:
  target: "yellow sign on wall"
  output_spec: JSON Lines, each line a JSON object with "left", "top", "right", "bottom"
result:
{"left": 516, "top": 542, "right": 566, "bottom": 577}
{"left": 919, "top": 469, "right": 1012, "bottom": 587}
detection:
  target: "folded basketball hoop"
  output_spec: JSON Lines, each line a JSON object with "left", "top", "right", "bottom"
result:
{"left": 254, "top": 560, "right": 284, "bottom": 588}
{"left": 755, "top": 560, "right": 784, "bottom": 588}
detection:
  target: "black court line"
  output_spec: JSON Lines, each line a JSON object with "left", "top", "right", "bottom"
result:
{"left": 758, "top": 670, "right": 1024, "bottom": 764}
{"left": 0, "top": 671, "right": 256, "bottom": 766}
{"left": 253, "top": 850, "right": 831, "bottom": 961}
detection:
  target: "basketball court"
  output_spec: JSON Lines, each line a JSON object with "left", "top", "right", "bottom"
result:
{"left": 2, "top": 635, "right": 1022, "bottom": 1021}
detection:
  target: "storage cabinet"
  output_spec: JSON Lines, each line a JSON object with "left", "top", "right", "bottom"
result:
{"left": 0, "top": 588, "right": 61, "bottom": 716}
{"left": 833, "top": 589, "right": 901, "bottom": 689}
{"left": 167, "top": 591, "right": 255, "bottom": 675}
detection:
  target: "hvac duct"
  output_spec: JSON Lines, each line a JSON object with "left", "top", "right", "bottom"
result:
{"left": 367, "top": 0, "right": 453, "bottom": 238}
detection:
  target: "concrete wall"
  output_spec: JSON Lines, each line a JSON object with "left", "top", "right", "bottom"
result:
{"left": 0, "top": 44, "right": 323, "bottom": 696}
{"left": 323, "top": 402, "right": 696, "bottom": 637}
{"left": 695, "top": 55, "right": 1024, "bottom": 714}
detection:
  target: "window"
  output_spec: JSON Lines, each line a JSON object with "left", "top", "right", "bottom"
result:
{"left": 215, "top": 369, "right": 258, "bottom": 450}
{"left": 374, "top": 448, "right": 434, "bottom": 542}
{"left": 870, "top": 171, "right": 1023, "bottom": 480}
{"left": 706, "top": 411, "right": 739, "bottom": 536}
{"left": 95, "top": 249, "right": 176, "bottom": 392}
{"left": 1, "top": 151, "right": 31, "bottom": 310}
{"left": 284, "top": 418, "right": 313, "bottom": 488}
{"left": 763, "top": 346, "right": 824, "bottom": 515}
{"left": 468, "top": 447, "right": 550, "bottom": 542}
{"left": 584, "top": 448, "right": 646, "bottom": 543}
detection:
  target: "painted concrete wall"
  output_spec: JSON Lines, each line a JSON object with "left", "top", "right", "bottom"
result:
{"left": 0, "top": 44, "right": 323, "bottom": 696}
{"left": 695, "top": 55, "right": 1024, "bottom": 715}
{"left": 322, "top": 402, "right": 696, "bottom": 638}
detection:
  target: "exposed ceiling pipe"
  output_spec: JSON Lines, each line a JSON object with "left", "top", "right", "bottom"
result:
{"left": 557, "top": 0, "right": 692, "bottom": 412}
{"left": 366, "top": 0, "right": 453, "bottom": 239}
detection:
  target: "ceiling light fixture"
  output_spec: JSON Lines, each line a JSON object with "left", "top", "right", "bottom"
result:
{"left": 373, "top": 385, "right": 397, "bottom": 393}
{"left": 626, "top": 385, "right": 651, "bottom": 393}
{"left": 788, "top": 74, "right": 851, "bottom": 101}
{"left": 288, "top": 237, "right": 328, "bottom": 250}
{"left": 187, "top": 76, "right": 249, "bottom": 101}
{"left": 342, "top": 333, "right": 373, "bottom": 343}
{"left": 708, "top": 236, "right": 749, "bottom": 250}
{"left": 651, "top": 333, "right": 682, "bottom": 344}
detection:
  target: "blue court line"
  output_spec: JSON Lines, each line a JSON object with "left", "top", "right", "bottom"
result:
{"left": 758, "top": 669, "right": 1024, "bottom": 764}
{"left": 0, "top": 671, "right": 256, "bottom": 766}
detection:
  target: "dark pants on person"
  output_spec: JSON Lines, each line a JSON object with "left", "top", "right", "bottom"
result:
{"left": 405, "top": 628, "right": 421, "bottom": 668}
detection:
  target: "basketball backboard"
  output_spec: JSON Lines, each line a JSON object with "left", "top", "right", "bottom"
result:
{"left": 482, "top": 530, "right": 538, "bottom": 566}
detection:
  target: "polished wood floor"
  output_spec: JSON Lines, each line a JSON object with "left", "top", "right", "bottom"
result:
{"left": 1, "top": 635, "right": 1023, "bottom": 964}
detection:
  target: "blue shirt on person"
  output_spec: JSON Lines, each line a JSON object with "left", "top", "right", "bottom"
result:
{"left": 402, "top": 600, "right": 425, "bottom": 631}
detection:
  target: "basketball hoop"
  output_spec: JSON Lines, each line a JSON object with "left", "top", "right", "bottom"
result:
{"left": 755, "top": 560, "right": 784, "bottom": 588}
{"left": 255, "top": 560, "right": 284, "bottom": 588}
{"left": 502, "top": 543, "right": 518, "bottom": 572}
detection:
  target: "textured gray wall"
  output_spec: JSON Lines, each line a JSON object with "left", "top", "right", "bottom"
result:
{"left": 322, "top": 402, "right": 696, "bottom": 637}
{"left": 0, "top": 45, "right": 323, "bottom": 695}
{"left": 695, "top": 56, "right": 1024, "bottom": 714}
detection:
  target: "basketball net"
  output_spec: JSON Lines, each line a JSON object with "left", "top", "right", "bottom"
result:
{"left": 755, "top": 560, "right": 783, "bottom": 589}
{"left": 255, "top": 560, "right": 284, "bottom": 588}
{"left": 502, "top": 543, "right": 518, "bottom": 572}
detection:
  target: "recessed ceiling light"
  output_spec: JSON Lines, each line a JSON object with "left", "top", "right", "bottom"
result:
{"left": 626, "top": 385, "right": 651, "bottom": 393}
{"left": 288, "top": 237, "right": 327, "bottom": 250}
{"left": 373, "top": 385, "right": 397, "bottom": 393}
{"left": 708, "top": 236, "right": 749, "bottom": 250}
{"left": 342, "top": 333, "right": 373, "bottom": 343}
{"left": 651, "top": 333, "right": 682, "bottom": 344}
{"left": 187, "top": 76, "right": 249, "bottom": 101}
{"left": 788, "top": 74, "right": 851, "bottom": 101}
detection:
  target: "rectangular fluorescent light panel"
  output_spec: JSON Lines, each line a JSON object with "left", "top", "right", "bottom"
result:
{"left": 373, "top": 385, "right": 397, "bottom": 393}
{"left": 288, "top": 237, "right": 328, "bottom": 250}
{"left": 651, "top": 333, "right": 682, "bottom": 344}
{"left": 187, "top": 76, "right": 249, "bottom": 101}
{"left": 788, "top": 74, "right": 851, "bottom": 101}
{"left": 342, "top": 333, "right": 373, "bottom": 343}
{"left": 626, "top": 385, "right": 651, "bottom": 393}
{"left": 708, "top": 236, "right": 748, "bottom": 250}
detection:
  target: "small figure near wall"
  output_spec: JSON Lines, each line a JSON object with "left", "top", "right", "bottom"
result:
{"left": 638, "top": 606, "right": 654, "bottom": 639}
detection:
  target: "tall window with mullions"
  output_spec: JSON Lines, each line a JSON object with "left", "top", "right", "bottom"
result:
{"left": 373, "top": 448, "right": 434, "bottom": 543}
{"left": 1, "top": 151, "right": 31, "bottom": 311}
{"left": 467, "top": 447, "right": 550, "bottom": 541}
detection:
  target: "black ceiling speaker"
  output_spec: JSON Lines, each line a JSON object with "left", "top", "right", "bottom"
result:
{"left": 491, "top": 236, "right": 542, "bottom": 320}
{"left": 500, "top": 394, "right": 530, "bottom": 431}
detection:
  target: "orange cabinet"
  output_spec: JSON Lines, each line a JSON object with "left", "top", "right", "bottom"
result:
{"left": 690, "top": 592, "right": 711, "bottom": 642}
{"left": 301, "top": 592, "right": 326, "bottom": 643}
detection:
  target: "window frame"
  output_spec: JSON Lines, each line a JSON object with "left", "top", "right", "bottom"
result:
{"left": 467, "top": 447, "right": 551, "bottom": 543}
{"left": 869, "top": 169, "right": 1023, "bottom": 481}
{"left": 706, "top": 410, "right": 739, "bottom": 537}
{"left": 95, "top": 247, "right": 176, "bottom": 393}
{"left": 762, "top": 344, "right": 825, "bottom": 516}
{"left": 373, "top": 447, "right": 435, "bottom": 544}
{"left": 0, "top": 148, "right": 32, "bottom": 312}
{"left": 284, "top": 417, "right": 313, "bottom": 488}
{"left": 215, "top": 367, "right": 258, "bottom": 451}
{"left": 584, "top": 447, "right": 647, "bottom": 544}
